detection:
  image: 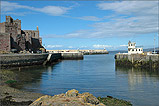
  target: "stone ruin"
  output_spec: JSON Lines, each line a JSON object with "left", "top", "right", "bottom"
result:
{"left": 0, "top": 16, "right": 45, "bottom": 53}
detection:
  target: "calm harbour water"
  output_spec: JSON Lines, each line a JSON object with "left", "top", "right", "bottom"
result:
{"left": 9, "top": 52, "right": 159, "bottom": 106}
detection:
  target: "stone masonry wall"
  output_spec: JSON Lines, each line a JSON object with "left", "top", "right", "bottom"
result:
{"left": 115, "top": 54, "right": 159, "bottom": 69}
{"left": 115, "top": 54, "right": 159, "bottom": 62}
{"left": 0, "top": 33, "right": 11, "bottom": 52}
{"left": 0, "top": 23, "right": 5, "bottom": 33}
{"left": 0, "top": 54, "right": 48, "bottom": 68}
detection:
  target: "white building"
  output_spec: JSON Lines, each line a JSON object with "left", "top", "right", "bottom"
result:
{"left": 128, "top": 41, "right": 143, "bottom": 54}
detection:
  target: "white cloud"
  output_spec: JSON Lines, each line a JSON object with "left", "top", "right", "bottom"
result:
{"left": 44, "top": 1, "right": 158, "bottom": 38}
{"left": 3, "top": 1, "right": 158, "bottom": 38}
{"left": 93, "top": 44, "right": 112, "bottom": 48}
{"left": 120, "top": 45, "right": 128, "bottom": 47}
{"left": 97, "top": 1, "right": 158, "bottom": 16}
{"left": 46, "top": 45, "right": 63, "bottom": 48}
{"left": 80, "top": 46, "right": 87, "bottom": 48}
{"left": 68, "top": 46, "right": 73, "bottom": 48}
{"left": 93, "top": 1, "right": 158, "bottom": 37}
{"left": 2, "top": 12, "right": 29, "bottom": 16}
{"left": 34, "top": 6, "right": 71, "bottom": 16}
{"left": 49, "top": 1, "right": 158, "bottom": 38}
{"left": 78, "top": 16, "right": 102, "bottom": 21}
{"left": 1, "top": 1, "right": 72, "bottom": 16}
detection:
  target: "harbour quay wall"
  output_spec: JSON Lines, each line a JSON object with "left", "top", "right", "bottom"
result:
{"left": 0, "top": 52, "right": 83, "bottom": 68}
{"left": 0, "top": 54, "right": 49, "bottom": 68}
{"left": 44, "top": 53, "right": 61, "bottom": 65}
{"left": 82, "top": 51, "right": 108, "bottom": 55}
{"left": 115, "top": 53, "right": 159, "bottom": 69}
{"left": 47, "top": 49, "right": 108, "bottom": 55}
{"left": 61, "top": 52, "right": 83, "bottom": 60}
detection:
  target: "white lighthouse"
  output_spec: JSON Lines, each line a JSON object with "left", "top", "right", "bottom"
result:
{"left": 128, "top": 41, "right": 143, "bottom": 54}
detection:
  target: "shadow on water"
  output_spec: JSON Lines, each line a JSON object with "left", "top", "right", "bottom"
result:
{"left": 0, "top": 63, "right": 59, "bottom": 90}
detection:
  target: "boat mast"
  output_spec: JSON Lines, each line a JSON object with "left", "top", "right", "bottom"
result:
{"left": 154, "top": 35, "right": 156, "bottom": 54}
{"left": 158, "top": 33, "right": 159, "bottom": 51}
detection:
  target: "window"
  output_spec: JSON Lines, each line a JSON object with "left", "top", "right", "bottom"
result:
{"left": 136, "top": 49, "right": 137, "bottom": 51}
{"left": 139, "top": 49, "right": 140, "bottom": 51}
{"left": 132, "top": 49, "right": 134, "bottom": 51}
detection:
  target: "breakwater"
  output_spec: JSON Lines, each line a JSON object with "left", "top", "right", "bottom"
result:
{"left": 0, "top": 52, "right": 83, "bottom": 68}
{"left": 47, "top": 49, "right": 109, "bottom": 55}
{"left": 115, "top": 53, "right": 159, "bottom": 69}
{"left": 61, "top": 52, "right": 83, "bottom": 60}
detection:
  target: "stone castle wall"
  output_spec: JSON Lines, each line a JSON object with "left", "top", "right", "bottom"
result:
{"left": 0, "top": 33, "right": 11, "bottom": 52}
{"left": 0, "top": 23, "right": 5, "bottom": 33}
{"left": 0, "top": 16, "right": 44, "bottom": 53}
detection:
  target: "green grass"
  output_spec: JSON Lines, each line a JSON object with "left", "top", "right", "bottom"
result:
{"left": 5, "top": 80, "right": 17, "bottom": 84}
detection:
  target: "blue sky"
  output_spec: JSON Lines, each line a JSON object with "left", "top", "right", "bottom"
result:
{"left": 1, "top": 1, "right": 158, "bottom": 51}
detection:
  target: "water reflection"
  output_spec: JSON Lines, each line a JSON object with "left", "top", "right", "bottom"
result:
{"left": 116, "top": 66, "right": 159, "bottom": 87}
{"left": 115, "top": 66, "right": 159, "bottom": 106}
{"left": 0, "top": 65, "right": 57, "bottom": 90}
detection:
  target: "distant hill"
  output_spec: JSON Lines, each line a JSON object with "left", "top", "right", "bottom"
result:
{"left": 109, "top": 48, "right": 159, "bottom": 53}
{"left": 109, "top": 50, "right": 127, "bottom": 54}
{"left": 144, "top": 47, "right": 159, "bottom": 52}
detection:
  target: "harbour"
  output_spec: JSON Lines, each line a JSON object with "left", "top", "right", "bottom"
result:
{"left": 1, "top": 53, "right": 159, "bottom": 106}
{"left": 0, "top": 1, "right": 159, "bottom": 106}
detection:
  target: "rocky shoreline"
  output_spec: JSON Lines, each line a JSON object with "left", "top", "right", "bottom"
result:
{"left": 0, "top": 85, "right": 44, "bottom": 106}
{"left": 0, "top": 68, "right": 132, "bottom": 106}
{"left": 0, "top": 85, "right": 132, "bottom": 106}
{"left": 0, "top": 68, "right": 44, "bottom": 106}
{"left": 30, "top": 89, "right": 132, "bottom": 106}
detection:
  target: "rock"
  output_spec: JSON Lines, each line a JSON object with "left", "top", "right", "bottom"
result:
{"left": 29, "top": 95, "right": 52, "bottom": 106}
{"left": 80, "top": 92, "right": 99, "bottom": 105}
{"left": 65, "top": 89, "right": 79, "bottom": 97}
{"left": 30, "top": 89, "right": 132, "bottom": 106}
{"left": 30, "top": 89, "right": 104, "bottom": 106}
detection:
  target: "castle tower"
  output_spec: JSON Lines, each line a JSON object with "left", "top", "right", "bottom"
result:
{"left": 37, "top": 26, "right": 39, "bottom": 31}
{"left": 14, "top": 19, "right": 21, "bottom": 35}
{"left": 37, "top": 26, "right": 39, "bottom": 38}
{"left": 6, "top": 16, "right": 13, "bottom": 23}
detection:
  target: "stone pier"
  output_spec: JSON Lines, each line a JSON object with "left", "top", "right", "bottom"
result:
{"left": 61, "top": 52, "right": 83, "bottom": 60}
{"left": 0, "top": 54, "right": 49, "bottom": 68}
{"left": 115, "top": 53, "right": 159, "bottom": 69}
{"left": 0, "top": 52, "right": 84, "bottom": 68}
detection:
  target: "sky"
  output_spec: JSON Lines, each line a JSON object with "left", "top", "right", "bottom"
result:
{"left": 0, "top": 0, "right": 159, "bottom": 51}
